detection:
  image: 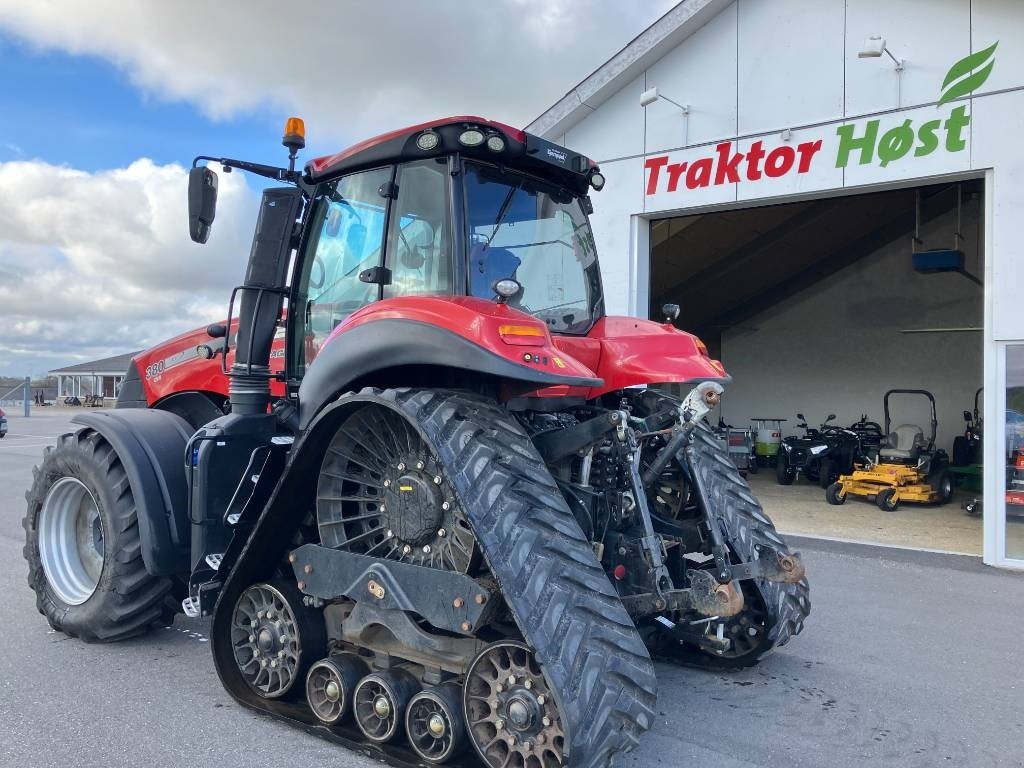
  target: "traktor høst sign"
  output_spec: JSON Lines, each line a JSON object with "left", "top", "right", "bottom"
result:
{"left": 643, "top": 42, "right": 997, "bottom": 197}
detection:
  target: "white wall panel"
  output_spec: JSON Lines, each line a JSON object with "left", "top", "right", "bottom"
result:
{"left": 971, "top": 0, "right": 1024, "bottom": 94}
{"left": 845, "top": 0, "right": 970, "bottom": 115}
{"left": 839, "top": 103, "right": 971, "bottom": 188}
{"left": 642, "top": 142, "right": 738, "bottom": 214}
{"left": 588, "top": 157, "right": 646, "bottom": 316}
{"left": 735, "top": 127, "right": 843, "bottom": 202}
{"left": 644, "top": 2, "right": 737, "bottom": 154}
{"left": 970, "top": 89, "right": 1024, "bottom": 340}
{"left": 736, "top": 0, "right": 845, "bottom": 135}
{"left": 564, "top": 76, "right": 645, "bottom": 162}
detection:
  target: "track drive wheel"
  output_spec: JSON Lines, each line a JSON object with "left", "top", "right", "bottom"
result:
{"left": 230, "top": 581, "right": 324, "bottom": 699}
{"left": 465, "top": 641, "right": 566, "bottom": 768}
{"left": 826, "top": 482, "right": 846, "bottom": 505}
{"left": 876, "top": 488, "right": 899, "bottom": 511}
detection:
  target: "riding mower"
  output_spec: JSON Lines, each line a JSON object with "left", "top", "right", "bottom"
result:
{"left": 826, "top": 389, "right": 953, "bottom": 511}
{"left": 950, "top": 387, "right": 983, "bottom": 493}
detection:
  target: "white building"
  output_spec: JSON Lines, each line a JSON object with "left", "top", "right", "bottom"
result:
{"left": 528, "top": 0, "right": 1023, "bottom": 569}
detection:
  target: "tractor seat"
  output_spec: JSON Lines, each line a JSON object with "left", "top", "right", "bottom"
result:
{"left": 879, "top": 424, "right": 926, "bottom": 461}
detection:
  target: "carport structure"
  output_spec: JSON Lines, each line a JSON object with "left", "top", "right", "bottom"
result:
{"left": 50, "top": 352, "right": 139, "bottom": 403}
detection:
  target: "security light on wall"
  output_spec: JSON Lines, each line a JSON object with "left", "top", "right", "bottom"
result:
{"left": 640, "top": 87, "right": 690, "bottom": 145}
{"left": 858, "top": 36, "right": 904, "bottom": 71}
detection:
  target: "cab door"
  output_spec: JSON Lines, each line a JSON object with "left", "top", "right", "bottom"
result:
{"left": 290, "top": 166, "right": 394, "bottom": 375}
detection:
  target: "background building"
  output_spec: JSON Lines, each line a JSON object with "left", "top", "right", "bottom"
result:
{"left": 528, "top": 0, "right": 1023, "bottom": 569}
{"left": 50, "top": 352, "right": 139, "bottom": 403}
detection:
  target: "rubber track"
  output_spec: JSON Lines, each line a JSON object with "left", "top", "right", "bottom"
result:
{"left": 386, "top": 389, "right": 657, "bottom": 768}
{"left": 682, "top": 421, "right": 810, "bottom": 662}
{"left": 22, "top": 429, "right": 172, "bottom": 642}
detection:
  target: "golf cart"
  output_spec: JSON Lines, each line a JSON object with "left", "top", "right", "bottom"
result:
{"left": 826, "top": 389, "right": 952, "bottom": 510}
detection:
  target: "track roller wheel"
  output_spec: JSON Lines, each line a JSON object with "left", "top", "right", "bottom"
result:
{"left": 229, "top": 581, "right": 324, "bottom": 699}
{"left": 354, "top": 669, "right": 420, "bottom": 743}
{"left": 464, "top": 641, "right": 566, "bottom": 768}
{"left": 305, "top": 653, "right": 368, "bottom": 725}
{"left": 406, "top": 682, "right": 467, "bottom": 764}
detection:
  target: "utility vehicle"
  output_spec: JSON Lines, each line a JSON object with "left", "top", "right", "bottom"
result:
{"left": 23, "top": 117, "right": 808, "bottom": 768}
{"left": 776, "top": 413, "right": 876, "bottom": 488}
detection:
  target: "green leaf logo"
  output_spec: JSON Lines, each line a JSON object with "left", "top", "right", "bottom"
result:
{"left": 938, "top": 41, "right": 998, "bottom": 106}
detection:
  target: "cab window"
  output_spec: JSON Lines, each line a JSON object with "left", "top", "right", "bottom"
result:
{"left": 293, "top": 166, "right": 392, "bottom": 372}
{"left": 384, "top": 158, "right": 452, "bottom": 299}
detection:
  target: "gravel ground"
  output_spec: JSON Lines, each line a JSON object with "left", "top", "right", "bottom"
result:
{"left": 1, "top": 410, "right": 1021, "bottom": 768}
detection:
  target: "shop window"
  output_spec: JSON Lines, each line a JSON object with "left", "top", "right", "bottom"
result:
{"left": 1006, "top": 345, "right": 1024, "bottom": 560}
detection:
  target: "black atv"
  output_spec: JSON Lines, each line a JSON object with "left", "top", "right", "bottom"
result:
{"left": 776, "top": 413, "right": 873, "bottom": 488}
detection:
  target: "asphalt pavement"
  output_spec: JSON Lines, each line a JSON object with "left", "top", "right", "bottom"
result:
{"left": 1, "top": 409, "right": 1021, "bottom": 768}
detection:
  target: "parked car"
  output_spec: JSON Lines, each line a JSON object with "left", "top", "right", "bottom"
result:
{"left": 0, "top": 407, "right": 7, "bottom": 438}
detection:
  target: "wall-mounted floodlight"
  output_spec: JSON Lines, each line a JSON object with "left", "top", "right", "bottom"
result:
{"left": 858, "top": 36, "right": 906, "bottom": 107}
{"left": 640, "top": 87, "right": 691, "bottom": 145}
{"left": 858, "top": 36, "right": 904, "bottom": 71}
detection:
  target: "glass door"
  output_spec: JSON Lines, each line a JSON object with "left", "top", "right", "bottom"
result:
{"left": 1005, "top": 345, "right": 1024, "bottom": 562}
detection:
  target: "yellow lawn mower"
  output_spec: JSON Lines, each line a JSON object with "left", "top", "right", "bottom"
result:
{"left": 826, "top": 389, "right": 953, "bottom": 511}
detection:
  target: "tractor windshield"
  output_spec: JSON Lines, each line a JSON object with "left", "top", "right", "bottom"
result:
{"left": 464, "top": 162, "right": 602, "bottom": 334}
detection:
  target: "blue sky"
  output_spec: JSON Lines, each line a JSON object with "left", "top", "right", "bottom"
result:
{"left": 0, "top": 1, "right": 674, "bottom": 377}
{"left": 0, "top": 35, "right": 341, "bottom": 173}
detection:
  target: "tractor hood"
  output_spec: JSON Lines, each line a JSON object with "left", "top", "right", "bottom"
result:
{"left": 553, "top": 316, "right": 729, "bottom": 398}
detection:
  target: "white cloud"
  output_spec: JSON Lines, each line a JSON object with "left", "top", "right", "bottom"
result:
{"left": 0, "top": 158, "right": 257, "bottom": 375}
{"left": 0, "top": 1, "right": 678, "bottom": 375}
{"left": 0, "top": 0, "right": 675, "bottom": 143}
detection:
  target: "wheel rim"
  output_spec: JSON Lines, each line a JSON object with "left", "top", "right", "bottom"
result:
{"left": 316, "top": 404, "right": 476, "bottom": 573}
{"left": 230, "top": 583, "right": 302, "bottom": 698}
{"left": 354, "top": 674, "right": 402, "bottom": 742}
{"left": 306, "top": 660, "right": 347, "bottom": 723}
{"left": 406, "top": 687, "right": 462, "bottom": 763}
{"left": 464, "top": 641, "right": 565, "bottom": 768}
{"left": 37, "top": 477, "right": 104, "bottom": 605}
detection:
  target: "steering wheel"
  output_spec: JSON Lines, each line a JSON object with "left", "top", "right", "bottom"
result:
{"left": 310, "top": 256, "right": 326, "bottom": 290}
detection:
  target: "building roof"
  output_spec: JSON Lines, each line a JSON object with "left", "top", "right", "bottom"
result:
{"left": 50, "top": 352, "right": 140, "bottom": 376}
{"left": 526, "top": 0, "right": 730, "bottom": 140}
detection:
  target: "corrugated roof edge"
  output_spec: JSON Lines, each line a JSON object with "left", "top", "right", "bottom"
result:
{"left": 50, "top": 351, "right": 142, "bottom": 376}
{"left": 526, "top": 0, "right": 731, "bottom": 140}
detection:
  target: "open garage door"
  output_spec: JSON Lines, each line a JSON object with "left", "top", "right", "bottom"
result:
{"left": 649, "top": 180, "right": 986, "bottom": 554}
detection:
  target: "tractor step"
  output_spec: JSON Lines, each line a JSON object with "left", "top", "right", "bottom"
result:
{"left": 181, "top": 596, "right": 201, "bottom": 618}
{"left": 205, "top": 553, "right": 224, "bottom": 571}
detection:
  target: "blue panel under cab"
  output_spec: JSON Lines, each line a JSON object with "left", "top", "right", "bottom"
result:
{"left": 912, "top": 249, "right": 965, "bottom": 273}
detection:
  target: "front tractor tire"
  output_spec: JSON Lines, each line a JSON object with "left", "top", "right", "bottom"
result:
{"left": 22, "top": 430, "right": 171, "bottom": 642}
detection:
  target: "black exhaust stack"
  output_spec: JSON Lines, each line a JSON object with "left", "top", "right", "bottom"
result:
{"left": 230, "top": 187, "right": 303, "bottom": 415}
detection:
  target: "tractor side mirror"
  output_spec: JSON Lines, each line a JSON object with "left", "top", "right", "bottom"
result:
{"left": 188, "top": 166, "right": 219, "bottom": 244}
{"left": 797, "top": 413, "right": 805, "bottom": 421}
{"left": 963, "top": 410, "right": 972, "bottom": 422}
{"left": 827, "top": 414, "right": 836, "bottom": 422}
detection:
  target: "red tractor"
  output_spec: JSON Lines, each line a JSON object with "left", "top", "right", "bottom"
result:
{"left": 23, "top": 117, "right": 808, "bottom": 768}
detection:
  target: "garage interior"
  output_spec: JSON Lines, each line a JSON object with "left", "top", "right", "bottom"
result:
{"left": 650, "top": 179, "right": 995, "bottom": 554}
